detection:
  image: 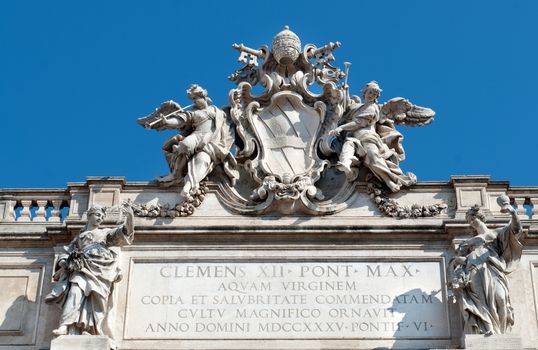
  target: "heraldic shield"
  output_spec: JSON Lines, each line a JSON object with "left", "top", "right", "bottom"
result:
{"left": 246, "top": 91, "right": 325, "bottom": 178}
{"left": 135, "top": 26, "right": 445, "bottom": 217}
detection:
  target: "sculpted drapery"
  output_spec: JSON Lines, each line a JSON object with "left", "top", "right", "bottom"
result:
{"left": 45, "top": 203, "right": 134, "bottom": 339}
{"left": 135, "top": 28, "right": 440, "bottom": 217}
{"left": 138, "top": 84, "right": 236, "bottom": 203}
{"left": 329, "top": 81, "right": 416, "bottom": 192}
{"left": 449, "top": 202, "right": 523, "bottom": 335}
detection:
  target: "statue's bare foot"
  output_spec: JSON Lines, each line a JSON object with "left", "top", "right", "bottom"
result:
{"left": 151, "top": 174, "right": 181, "bottom": 188}
{"left": 52, "top": 325, "right": 68, "bottom": 336}
{"left": 155, "top": 174, "right": 175, "bottom": 183}
{"left": 336, "top": 161, "right": 352, "bottom": 175}
{"left": 387, "top": 182, "right": 401, "bottom": 192}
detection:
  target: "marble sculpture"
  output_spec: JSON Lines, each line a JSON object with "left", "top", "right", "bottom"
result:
{"left": 448, "top": 196, "right": 524, "bottom": 335}
{"left": 42, "top": 27, "right": 526, "bottom": 347}
{"left": 45, "top": 202, "right": 134, "bottom": 344}
{"left": 136, "top": 26, "right": 441, "bottom": 217}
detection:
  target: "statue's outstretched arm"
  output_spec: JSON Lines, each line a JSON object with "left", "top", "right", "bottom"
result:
{"left": 329, "top": 119, "right": 366, "bottom": 136}
{"left": 121, "top": 202, "right": 135, "bottom": 237}
{"left": 507, "top": 205, "right": 522, "bottom": 236}
{"left": 137, "top": 100, "right": 186, "bottom": 131}
{"left": 500, "top": 198, "right": 522, "bottom": 237}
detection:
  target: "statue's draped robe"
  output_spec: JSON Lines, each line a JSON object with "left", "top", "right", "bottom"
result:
{"left": 458, "top": 223, "right": 523, "bottom": 334}
{"left": 45, "top": 226, "right": 132, "bottom": 335}
{"left": 344, "top": 103, "right": 416, "bottom": 189}
{"left": 164, "top": 105, "right": 235, "bottom": 188}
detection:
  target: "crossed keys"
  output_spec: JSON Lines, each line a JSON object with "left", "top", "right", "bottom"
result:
{"left": 232, "top": 41, "right": 343, "bottom": 68}
{"left": 232, "top": 43, "right": 264, "bottom": 67}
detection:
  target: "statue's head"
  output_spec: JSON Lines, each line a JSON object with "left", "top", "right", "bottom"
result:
{"left": 361, "top": 81, "right": 382, "bottom": 103}
{"left": 465, "top": 205, "right": 486, "bottom": 230}
{"left": 87, "top": 205, "right": 106, "bottom": 226}
{"left": 187, "top": 84, "right": 209, "bottom": 109}
{"left": 272, "top": 26, "right": 301, "bottom": 65}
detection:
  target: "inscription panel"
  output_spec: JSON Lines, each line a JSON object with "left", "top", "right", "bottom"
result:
{"left": 124, "top": 260, "right": 450, "bottom": 340}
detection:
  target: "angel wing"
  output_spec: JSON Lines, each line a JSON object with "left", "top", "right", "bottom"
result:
{"left": 380, "top": 97, "right": 435, "bottom": 126}
{"left": 137, "top": 100, "right": 182, "bottom": 129}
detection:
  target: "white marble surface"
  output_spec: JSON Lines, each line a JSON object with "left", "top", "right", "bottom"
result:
{"left": 1, "top": 176, "right": 537, "bottom": 349}
{"left": 124, "top": 259, "right": 449, "bottom": 340}
{"left": 464, "top": 334, "right": 522, "bottom": 349}
{"left": 51, "top": 335, "right": 111, "bottom": 350}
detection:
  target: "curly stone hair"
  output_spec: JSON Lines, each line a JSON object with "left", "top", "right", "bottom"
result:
{"left": 465, "top": 204, "right": 486, "bottom": 223}
{"left": 186, "top": 84, "right": 213, "bottom": 106}
{"left": 87, "top": 205, "right": 106, "bottom": 218}
{"left": 187, "top": 84, "right": 207, "bottom": 100}
{"left": 81, "top": 205, "right": 107, "bottom": 232}
{"left": 361, "top": 80, "right": 382, "bottom": 102}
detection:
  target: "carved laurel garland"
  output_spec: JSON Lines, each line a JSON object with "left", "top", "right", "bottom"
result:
{"left": 366, "top": 181, "right": 447, "bottom": 218}
{"left": 132, "top": 183, "right": 208, "bottom": 218}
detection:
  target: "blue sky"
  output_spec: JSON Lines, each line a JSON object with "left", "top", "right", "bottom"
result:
{"left": 1, "top": 1, "right": 537, "bottom": 188}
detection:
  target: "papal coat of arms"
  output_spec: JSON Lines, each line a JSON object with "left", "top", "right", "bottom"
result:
{"left": 136, "top": 26, "right": 446, "bottom": 217}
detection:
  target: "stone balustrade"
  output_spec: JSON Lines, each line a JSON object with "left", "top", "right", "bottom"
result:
{"left": 0, "top": 177, "right": 538, "bottom": 227}
{"left": 0, "top": 177, "right": 537, "bottom": 350}
{"left": 0, "top": 189, "right": 69, "bottom": 223}
{"left": 507, "top": 187, "right": 538, "bottom": 219}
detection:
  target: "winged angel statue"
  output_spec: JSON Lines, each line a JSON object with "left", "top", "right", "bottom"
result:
{"left": 329, "top": 81, "right": 435, "bottom": 192}
{"left": 136, "top": 26, "right": 445, "bottom": 216}
{"left": 137, "top": 85, "right": 237, "bottom": 203}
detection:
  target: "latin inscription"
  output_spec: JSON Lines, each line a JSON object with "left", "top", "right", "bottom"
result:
{"left": 125, "top": 261, "right": 449, "bottom": 339}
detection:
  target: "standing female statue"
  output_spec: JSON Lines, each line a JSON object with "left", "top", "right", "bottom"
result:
{"left": 45, "top": 202, "right": 134, "bottom": 339}
{"left": 449, "top": 198, "right": 524, "bottom": 335}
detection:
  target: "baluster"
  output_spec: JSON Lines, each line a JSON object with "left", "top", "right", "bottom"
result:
{"left": 530, "top": 196, "right": 538, "bottom": 219}
{"left": 33, "top": 200, "right": 48, "bottom": 222}
{"left": 6, "top": 200, "right": 16, "bottom": 222}
{"left": 513, "top": 197, "right": 528, "bottom": 219}
{"left": 49, "top": 199, "right": 62, "bottom": 222}
{"left": 18, "top": 200, "right": 32, "bottom": 222}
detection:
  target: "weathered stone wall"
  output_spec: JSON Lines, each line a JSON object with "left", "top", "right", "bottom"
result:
{"left": 0, "top": 176, "right": 537, "bottom": 349}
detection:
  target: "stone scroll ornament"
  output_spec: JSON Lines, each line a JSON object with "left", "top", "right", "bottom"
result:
{"left": 136, "top": 26, "right": 446, "bottom": 216}
{"left": 45, "top": 201, "right": 135, "bottom": 349}
{"left": 447, "top": 195, "right": 524, "bottom": 335}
